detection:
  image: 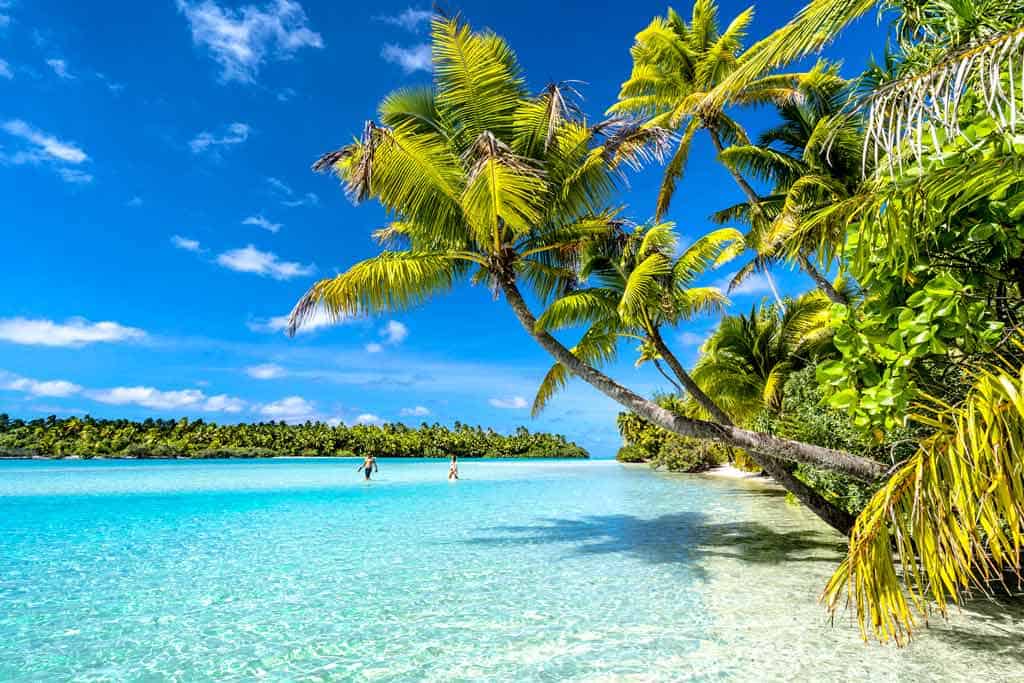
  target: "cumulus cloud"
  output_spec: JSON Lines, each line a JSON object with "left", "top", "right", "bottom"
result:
{"left": 259, "top": 395, "right": 315, "bottom": 421}
{"left": 400, "top": 405, "right": 430, "bottom": 417}
{"left": 248, "top": 306, "right": 343, "bottom": 334}
{"left": 243, "top": 214, "right": 281, "bottom": 233}
{"left": 381, "top": 320, "right": 408, "bottom": 344}
{"left": 355, "top": 413, "right": 382, "bottom": 425}
{"left": 46, "top": 57, "right": 73, "bottom": 79}
{"left": 87, "top": 386, "right": 206, "bottom": 410}
{"left": 489, "top": 396, "right": 528, "bottom": 409}
{"left": 86, "top": 385, "right": 245, "bottom": 412}
{"left": 0, "top": 317, "right": 145, "bottom": 347}
{"left": 216, "top": 244, "right": 314, "bottom": 280}
{"left": 201, "top": 394, "right": 246, "bottom": 412}
{"left": 364, "top": 342, "right": 383, "bottom": 353}
{"left": 0, "top": 59, "right": 12, "bottom": 80}
{"left": 246, "top": 363, "right": 285, "bottom": 379}
{"left": 177, "top": 0, "right": 323, "bottom": 83}
{"left": 378, "top": 8, "right": 432, "bottom": 32}
{"left": 171, "top": 235, "right": 202, "bottom": 252}
{"left": 189, "top": 121, "right": 249, "bottom": 154}
{"left": 0, "top": 371, "right": 82, "bottom": 397}
{"left": 380, "top": 43, "right": 431, "bottom": 73}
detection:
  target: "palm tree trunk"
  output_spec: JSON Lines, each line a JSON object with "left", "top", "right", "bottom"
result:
{"left": 497, "top": 274, "right": 886, "bottom": 482}
{"left": 797, "top": 254, "right": 847, "bottom": 305}
{"left": 708, "top": 126, "right": 848, "bottom": 307}
{"left": 646, "top": 327, "right": 855, "bottom": 535}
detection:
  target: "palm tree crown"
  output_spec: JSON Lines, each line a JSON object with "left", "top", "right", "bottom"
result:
{"left": 289, "top": 16, "right": 672, "bottom": 332}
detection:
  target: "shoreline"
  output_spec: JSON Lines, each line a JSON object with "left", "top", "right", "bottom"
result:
{"left": 0, "top": 454, "right": 590, "bottom": 461}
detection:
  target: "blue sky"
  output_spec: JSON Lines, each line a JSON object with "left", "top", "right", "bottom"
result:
{"left": 0, "top": 1, "right": 882, "bottom": 456}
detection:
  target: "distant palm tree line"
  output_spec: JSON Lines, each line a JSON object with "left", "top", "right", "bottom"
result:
{"left": 0, "top": 414, "right": 588, "bottom": 459}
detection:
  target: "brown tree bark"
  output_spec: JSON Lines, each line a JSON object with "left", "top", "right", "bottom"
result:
{"left": 646, "top": 327, "right": 855, "bottom": 535}
{"left": 497, "top": 274, "right": 887, "bottom": 483}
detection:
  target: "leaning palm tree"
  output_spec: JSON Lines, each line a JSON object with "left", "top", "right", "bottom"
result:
{"left": 691, "top": 291, "right": 836, "bottom": 423}
{"left": 530, "top": 221, "right": 857, "bottom": 533}
{"left": 715, "top": 63, "right": 860, "bottom": 304}
{"left": 610, "top": 1, "right": 847, "bottom": 305}
{"left": 530, "top": 221, "right": 741, "bottom": 416}
{"left": 609, "top": 0, "right": 799, "bottom": 219}
{"left": 290, "top": 16, "right": 887, "bottom": 500}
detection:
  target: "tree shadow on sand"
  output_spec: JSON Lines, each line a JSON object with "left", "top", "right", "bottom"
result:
{"left": 467, "top": 509, "right": 848, "bottom": 577}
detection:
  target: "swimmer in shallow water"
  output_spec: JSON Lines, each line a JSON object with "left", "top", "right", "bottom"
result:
{"left": 448, "top": 454, "right": 459, "bottom": 480}
{"left": 357, "top": 455, "right": 378, "bottom": 480}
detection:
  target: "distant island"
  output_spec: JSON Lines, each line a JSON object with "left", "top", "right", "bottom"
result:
{"left": 0, "top": 414, "right": 588, "bottom": 460}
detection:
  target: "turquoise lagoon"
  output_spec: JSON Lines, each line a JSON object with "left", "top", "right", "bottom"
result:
{"left": 1, "top": 458, "right": 1022, "bottom": 681}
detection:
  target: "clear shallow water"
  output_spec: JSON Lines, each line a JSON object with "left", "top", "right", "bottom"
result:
{"left": 1, "top": 458, "right": 1022, "bottom": 682}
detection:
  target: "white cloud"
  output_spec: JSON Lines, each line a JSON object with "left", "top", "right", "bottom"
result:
{"left": 364, "top": 342, "right": 383, "bottom": 353}
{"left": 88, "top": 386, "right": 205, "bottom": 410}
{"left": 202, "top": 393, "right": 246, "bottom": 412}
{"left": 378, "top": 8, "right": 432, "bottom": 32}
{"left": 489, "top": 396, "right": 528, "bottom": 409}
{"left": 86, "top": 385, "right": 244, "bottom": 412}
{"left": 46, "top": 58, "right": 73, "bottom": 79}
{"left": 243, "top": 214, "right": 281, "bottom": 233}
{"left": 56, "top": 167, "right": 93, "bottom": 184}
{"left": 380, "top": 43, "right": 431, "bottom": 73}
{"left": 95, "top": 72, "right": 125, "bottom": 93}
{"left": 259, "top": 395, "right": 315, "bottom": 420}
{"left": 126, "top": 196, "right": 143, "bottom": 207}
{"left": 0, "top": 60, "right": 12, "bottom": 80}
{"left": 266, "top": 176, "right": 292, "bottom": 194}
{"left": 400, "top": 405, "right": 430, "bottom": 417}
{"left": 189, "top": 121, "right": 249, "bottom": 154}
{"left": 177, "top": 0, "right": 323, "bottom": 83}
{"left": 1, "top": 119, "right": 88, "bottom": 163}
{"left": 266, "top": 176, "right": 317, "bottom": 207}
{"left": 171, "top": 234, "right": 202, "bottom": 252}
{"left": 717, "top": 271, "right": 774, "bottom": 297}
{"left": 246, "top": 363, "right": 285, "bottom": 379}
{"left": 277, "top": 87, "right": 296, "bottom": 101}
{"left": 677, "top": 331, "right": 709, "bottom": 347}
{"left": 281, "top": 191, "right": 318, "bottom": 208}
{"left": 381, "top": 320, "right": 408, "bottom": 345}
{"left": 1, "top": 371, "right": 82, "bottom": 397}
{"left": 216, "top": 244, "right": 314, "bottom": 280}
{"left": 355, "top": 413, "right": 382, "bottom": 425}
{"left": 248, "top": 306, "right": 344, "bottom": 335}
{"left": 0, "top": 317, "right": 145, "bottom": 347}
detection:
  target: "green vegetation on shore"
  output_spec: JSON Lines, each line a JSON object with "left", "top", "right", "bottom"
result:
{"left": 0, "top": 414, "right": 588, "bottom": 459}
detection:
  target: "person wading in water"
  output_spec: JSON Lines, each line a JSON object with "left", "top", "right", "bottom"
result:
{"left": 357, "top": 455, "right": 378, "bottom": 481}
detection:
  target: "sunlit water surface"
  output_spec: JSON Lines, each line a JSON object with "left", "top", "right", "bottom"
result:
{"left": 1, "top": 458, "right": 1022, "bottom": 681}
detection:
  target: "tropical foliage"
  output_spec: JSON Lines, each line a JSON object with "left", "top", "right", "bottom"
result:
{"left": 292, "top": 0, "right": 1024, "bottom": 646}
{"left": 0, "top": 414, "right": 588, "bottom": 459}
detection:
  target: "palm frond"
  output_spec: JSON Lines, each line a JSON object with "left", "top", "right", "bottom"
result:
{"left": 531, "top": 325, "right": 621, "bottom": 416}
{"left": 288, "top": 251, "right": 478, "bottom": 332}
{"left": 673, "top": 227, "right": 746, "bottom": 285}
{"left": 823, "top": 351, "right": 1024, "bottom": 644}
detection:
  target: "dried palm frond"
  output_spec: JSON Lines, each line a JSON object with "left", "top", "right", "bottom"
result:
{"left": 862, "top": 26, "right": 1024, "bottom": 173}
{"left": 823, "top": 346, "right": 1024, "bottom": 644}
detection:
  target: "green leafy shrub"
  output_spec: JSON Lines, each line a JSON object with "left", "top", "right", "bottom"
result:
{"left": 650, "top": 434, "right": 722, "bottom": 472}
{"left": 615, "top": 444, "right": 648, "bottom": 463}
